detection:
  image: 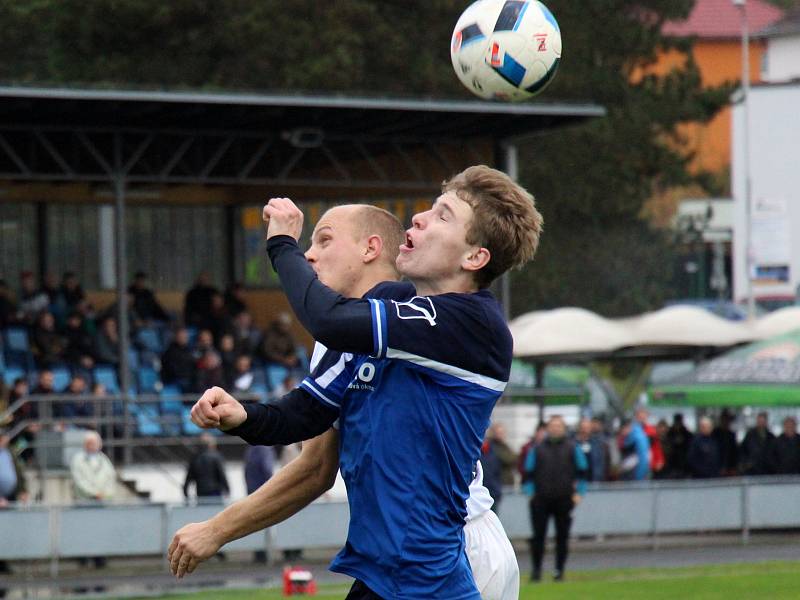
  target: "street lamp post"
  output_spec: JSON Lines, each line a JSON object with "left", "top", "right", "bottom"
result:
{"left": 733, "top": 0, "right": 756, "bottom": 320}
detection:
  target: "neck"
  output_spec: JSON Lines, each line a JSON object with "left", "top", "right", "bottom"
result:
{"left": 350, "top": 266, "right": 400, "bottom": 298}
{"left": 412, "top": 273, "right": 479, "bottom": 296}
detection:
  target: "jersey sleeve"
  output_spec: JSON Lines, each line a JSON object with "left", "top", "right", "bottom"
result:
{"left": 299, "top": 342, "right": 358, "bottom": 413}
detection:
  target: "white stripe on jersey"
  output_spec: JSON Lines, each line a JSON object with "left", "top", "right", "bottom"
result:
{"left": 300, "top": 379, "right": 341, "bottom": 409}
{"left": 369, "top": 299, "right": 385, "bottom": 357}
{"left": 309, "top": 342, "right": 328, "bottom": 372}
{"left": 385, "top": 348, "right": 507, "bottom": 392}
{"left": 315, "top": 350, "right": 354, "bottom": 388}
{"left": 466, "top": 460, "right": 495, "bottom": 522}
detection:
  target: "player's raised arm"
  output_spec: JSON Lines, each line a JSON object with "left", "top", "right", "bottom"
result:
{"left": 264, "top": 198, "right": 385, "bottom": 356}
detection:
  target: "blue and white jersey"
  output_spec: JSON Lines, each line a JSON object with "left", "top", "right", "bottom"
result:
{"left": 300, "top": 282, "right": 512, "bottom": 600}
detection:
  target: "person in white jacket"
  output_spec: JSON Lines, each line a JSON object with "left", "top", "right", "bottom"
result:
{"left": 70, "top": 430, "right": 116, "bottom": 502}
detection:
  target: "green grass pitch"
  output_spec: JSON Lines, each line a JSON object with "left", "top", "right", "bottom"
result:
{"left": 129, "top": 561, "right": 800, "bottom": 599}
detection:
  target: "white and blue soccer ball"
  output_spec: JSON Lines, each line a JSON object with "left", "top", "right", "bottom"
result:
{"left": 450, "top": 0, "right": 562, "bottom": 101}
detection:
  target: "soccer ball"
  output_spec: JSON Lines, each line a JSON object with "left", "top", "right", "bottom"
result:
{"left": 450, "top": 0, "right": 562, "bottom": 101}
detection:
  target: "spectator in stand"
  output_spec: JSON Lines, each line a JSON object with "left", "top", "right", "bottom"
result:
{"left": 58, "top": 375, "right": 94, "bottom": 423}
{"left": 63, "top": 311, "right": 96, "bottom": 372}
{"left": 654, "top": 419, "right": 672, "bottom": 479}
{"left": 618, "top": 418, "right": 650, "bottom": 481}
{"left": 8, "top": 378, "right": 37, "bottom": 465}
{"left": 243, "top": 443, "right": 276, "bottom": 563}
{"left": 0, "top": 426, "right": 29, "bottom": 598}
{"left": 70, "top": 430, "right": 116, "bottom": 569}
{"left": 523, "top": 415, "right": 588, "bottom": 583}
{"left": 224, "top": 282, "right": 248, "bottom": 319}
{"left": 487, "top": 423, "right": 517, "bottom": 488}
{"left": 0, "top": 279, "right": 17, "bottom": 329}
{"left": 194, "top": 329, "right": 224, "bottom": 392}
{"left": 184, "top": 272, "right": 219, "bottom": 330}
{"left": 575, "top": 418, "right": 607, "bottom": 482}
{"left": 183, "top": 433, "right": 229, "bottom": 502}
{"left": 161, "top": 327, "right": 196, "bottom": 393}
{"left": 218, "top": 333, "right": 239, "bottom": 387}
{"left": 75, "top": 299, "right": 98, "bottom": 337}
{"left": 31, "top": 310, "right": 67, "bottom": 368}
{"left": 713, "top": 410, "right": 739, "bottom": 477}
{"left": 40, "top": 272, "right": 61, "bottom": 305}
{"left": 636, "top": 408, "right": 664, "bottom": 477}
{"left": 128, "top": 271, "right": 170, "bottom": 324}
{"left": 101, "top": 291, "right": 144, "bottom": 335}
{"left": 17, "top": 271, "right": 48, "bottom": 324}
{"left": 480, "top": 432, "right": 503, "bottom": 513}
{"left": 207, "top": 292, "right": 234, "bottom": 345}
{"left": 230, "top": 355, "right": 258, "bottom": 394}
{"left": 93, "top": 317, "right": 120, "bottom": 367}
{"left": 260, "top": 312, "right": 301, "bottom": 370}
{"left": 0, "top": 427, "right": 28, "bottom": 505}
{"left": 666, "top": 413, "right": 693, "bottom": 478}
{"left": 740, "top": 412, "right": 776, "bottom": 476}
{"left": 687, "top": 417, "right": 722, "bottom": 479}
{"left": 769, "top": 417, "right": 800, "bottom": 475}
{"left": 517, "top": 422, "right": 547, "bottom": 483}
{"left": 231, "top": 311, "right": 261, "bottom": 357}
{"left": 60, "top": 272, "right": 85, "bottom": 311}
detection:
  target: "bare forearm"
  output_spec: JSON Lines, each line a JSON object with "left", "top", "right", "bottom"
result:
{"left": 208, "top": 433, "right": 339, "bottom": 544}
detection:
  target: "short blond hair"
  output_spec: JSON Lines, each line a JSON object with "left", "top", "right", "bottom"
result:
{"left": 443, "top": 165, "right": 543, "bottom": 288}
{"left": 353, "top": 205, "right": 404, "bottom": 272}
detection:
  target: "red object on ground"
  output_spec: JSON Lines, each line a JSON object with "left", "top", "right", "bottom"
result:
{"left": 282, "top": 566, "right": 317, "bottom": 596}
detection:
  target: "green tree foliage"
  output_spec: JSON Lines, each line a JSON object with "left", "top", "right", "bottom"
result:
{"left": 510, "top": 0, "right": 732, "bottom": 317}
{"left": 0, "top": 0, "right": 731, "bottom": 316}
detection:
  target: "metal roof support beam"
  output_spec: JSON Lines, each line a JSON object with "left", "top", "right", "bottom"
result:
{"left": 237, "top": 137, "right": 273, "bottom": 180}
{"left": 159, "top": 136, "right": 195, "bottom": 179}
{"left": 199, "top": 136, "right": 234, "bottom": 181}
{"left": 34, "top": 130, "right": 74, "bottom": 176}
{"left": 0, "top": 132, "right": 31, "bottom": 175}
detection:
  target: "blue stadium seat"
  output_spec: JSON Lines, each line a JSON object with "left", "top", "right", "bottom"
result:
{"left": 2, "top": 365, "right": 25, "bottom": 386}
{"left": 130, "top": 403, "right": 163, "bottom": 436}
{"left": 51, "top": 366, "right": 71, "bottom": 393}
{"left": 93, "top": 365, "right": 120, "bottom": 394}
{"left": 181, "top": 406, "right": 204, "bottom": 436}
{"left": 265, "top": 364, "right": 289, "bottom": 391}
{"left": 135, "top": 328, "right": 163, "bottom": 354}
{"left": 136, "top": 365, "right": 160, "bottom": 395}
{"left": 3, "top": 327, "right": 34, "bottom": 371}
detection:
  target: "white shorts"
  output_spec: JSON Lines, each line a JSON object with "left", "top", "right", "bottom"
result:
{"left": 464, "top": 510, "right": 520, "bottom": 600}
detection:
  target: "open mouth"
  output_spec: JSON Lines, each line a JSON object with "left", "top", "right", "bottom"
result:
{"left": 405, "top": 233, "right": 414, "bottom": 249}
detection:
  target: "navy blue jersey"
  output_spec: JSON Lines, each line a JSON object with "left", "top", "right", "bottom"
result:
{"left": 299, "top": 281, "right": 512, "bottom": 599}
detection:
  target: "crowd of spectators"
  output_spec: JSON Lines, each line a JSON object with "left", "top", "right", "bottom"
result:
{"left": 1, "top": 269, "right": 309, "bottom": 464}
{"left": 492, "top": 408, "right": 800, "bottom": 487}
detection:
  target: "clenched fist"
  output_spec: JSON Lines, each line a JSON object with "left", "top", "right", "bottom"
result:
{"left": 263, "top": 197, "right": 304, "bottom": 241}
{"left": 190, "top": 387, "right": 247, "bottom": 431}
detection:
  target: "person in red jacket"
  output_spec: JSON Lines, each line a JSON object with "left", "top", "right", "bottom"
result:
{"left": 636, "top": 408, "right": 664, "bottom": 475}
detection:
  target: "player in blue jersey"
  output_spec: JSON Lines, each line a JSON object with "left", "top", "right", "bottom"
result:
{"left": 183, "top": 166, "right": 542, "bottom": 599}
{"left": 169, "top": 203, "right": 519, "bottom": 599}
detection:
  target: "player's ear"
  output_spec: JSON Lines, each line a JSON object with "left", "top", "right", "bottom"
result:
{"left": 462, "top": 246, "right": 490, "bottom": 273}
{"left": 363, "top": 234, "right": 383, "bottom": 264}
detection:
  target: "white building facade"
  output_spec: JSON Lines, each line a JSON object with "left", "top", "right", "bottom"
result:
{"left": 731, "top": 82, "right": 800, "bottom": 307}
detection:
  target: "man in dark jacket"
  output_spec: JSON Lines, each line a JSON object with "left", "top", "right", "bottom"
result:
{"left": 712, "top": 410, "right": 739, "bottom": 476}
{"left": 522, "top": 416, "right": 588, "bottom": 583}
{"left": 740, "top": 412, "right": 775, "bottom": 475}
{"left": 687, "top": 417, "right": 722, "bottom": 478}
{"left": 666, "top": 413, "right": 693, "bottom": 478}
{"left": 161, "top": 328, "right": 196, "bottom": 392}
{"left": 183, "top": 434, "right": 229, "bottom": 501}
{"left": 770, "top": 417, "right": 800, "bottom": 475}
{"left": 128, "top": 271, "right": 170, "bottom": 323}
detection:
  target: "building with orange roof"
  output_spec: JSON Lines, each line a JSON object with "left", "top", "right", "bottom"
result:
{"left": 656, "top": 0, "right": 784, "bottom": 177}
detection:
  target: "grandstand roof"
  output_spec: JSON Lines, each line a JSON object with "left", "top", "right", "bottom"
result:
{"left": 0, "top": 86, "right": 603, "bottom": 142}
{"left": 662, "top": 0, "right": 784, "bottom": 40}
